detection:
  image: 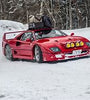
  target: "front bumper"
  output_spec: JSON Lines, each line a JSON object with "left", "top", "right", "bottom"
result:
{"left": 43, "top": 49, "right": 90, "bottom": 62}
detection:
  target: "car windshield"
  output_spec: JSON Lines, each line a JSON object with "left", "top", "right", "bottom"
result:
{"left": 35, "top": 30, "right": 67, "bottom": 40}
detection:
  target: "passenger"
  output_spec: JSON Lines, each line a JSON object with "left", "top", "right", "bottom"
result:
{"left": 28, "top": 15, "right": 35, "bottom": 30}
{"left": 42, "top": 12, "right": 52, "bottom": 28}
{"left": 29, "top": 15, "right": 35, "bottom": 23}
{"left": 29, "top": 15, "right": 41, "bottom": 23}
{"left": 28, "top": 11, "right": 52, "bottom": 33}
{"left": 34, "top": 14, "right": 42, "bottom": 22}
{"left": 34, "top": 13, "right": 44, "bottom": 29}
{"left": 35, "top": 11, "right": 52, "bottom": 28}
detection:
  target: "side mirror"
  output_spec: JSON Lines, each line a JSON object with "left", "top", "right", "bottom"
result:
{"left": 26, "top": 38, "right": 32, "bottom": 42}
{"left": 70, "top": 33, "right": 74, "bottom": 36}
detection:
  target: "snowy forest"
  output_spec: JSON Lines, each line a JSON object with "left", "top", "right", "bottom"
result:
{"left": 0, "top": 0, "right": 90, "bottom": 29}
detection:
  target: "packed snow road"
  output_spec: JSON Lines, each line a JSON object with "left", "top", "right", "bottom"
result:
{"left": 0, "top": 56, "right": 90, "bottom": 100}
{"left": 0, "top": 20, "right": 90, "bottom": 100}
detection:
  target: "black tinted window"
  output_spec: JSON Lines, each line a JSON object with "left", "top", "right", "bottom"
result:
{"left": 21, "top": 32, "right": 34, "bottom": 41}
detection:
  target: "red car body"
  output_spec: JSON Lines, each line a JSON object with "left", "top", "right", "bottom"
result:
{"left": 2, "top": 28, "right": 90, "bottom": 62}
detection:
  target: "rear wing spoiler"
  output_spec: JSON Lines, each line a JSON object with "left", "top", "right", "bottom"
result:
{"left": 3, "top": 30, "right": 30, "bottom": 40}
{"left": 3, "top": 28, "right": 52, "bottom": 40}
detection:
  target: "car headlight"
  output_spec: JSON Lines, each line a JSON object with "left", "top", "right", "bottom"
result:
{"left": 66, "top": 43, "right": 75, "bottom": 48}
{"left": 80, "top": 41, "right": 84, "bottom": 46}
{"left": 71, "top": 43, "right": 75, "bottom": 47}
{"left": 76, "top": 42, "right": 80, "bottom": 47}
{"left": 50, "top": 47, "right": 61, "bottom": 52}
{"left": 66, "top": 43, "right": 71, "bottom": 48}
{"left": 86, "top": 42, "right": 90, "bottom": 47}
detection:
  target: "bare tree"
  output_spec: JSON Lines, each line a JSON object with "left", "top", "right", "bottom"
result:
{"left": 69, "top": 0, "right": 72, "bottom": 29}
{"left": 0, "top": 0, "right": 3, "bottom": 19}
{"left": 0, "top": 0, "right": 90, "bottom": 29}
{"left": 66, "top": 0, "right": 69, "bottom": 29}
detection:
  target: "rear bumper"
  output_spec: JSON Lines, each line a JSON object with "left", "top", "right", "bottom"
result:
{"left": 43, "top": 49, "right": 90, "bottom": 62}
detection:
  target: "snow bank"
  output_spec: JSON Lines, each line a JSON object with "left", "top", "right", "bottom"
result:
{"left": 63, "top": 27, "right": 90, "bottom": 40}
{"left": 0, "top": 20, "right": 26, "bottom": 41}
{"left": 0, "top": 20, "right": 25, "bottom": 33}
{"left": 0, "top": 20, "right": 90, "bottom": 100}
{"left": 0, "top": 20, "right": 26, "bottom": 56}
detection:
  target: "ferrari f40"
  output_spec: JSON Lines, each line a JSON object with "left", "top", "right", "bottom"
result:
{"left": 2, "top": 28, "right": 90, "bottom": 62}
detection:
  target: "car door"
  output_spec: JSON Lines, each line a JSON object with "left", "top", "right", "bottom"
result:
{"left": 15, "top": 32, "right": 34, "bottom": 59}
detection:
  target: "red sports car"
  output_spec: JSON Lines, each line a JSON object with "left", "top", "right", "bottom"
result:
{"left": 2, "top": 28, "right": 90, "bottom": 62}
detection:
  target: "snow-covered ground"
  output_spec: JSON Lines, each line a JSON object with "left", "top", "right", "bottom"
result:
{"left": 0, "top": 20, "right": 90, "bottom": 100}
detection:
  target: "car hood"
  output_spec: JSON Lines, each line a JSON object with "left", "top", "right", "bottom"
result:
{"left": 37, "top": 36, "right": 89, "bottom": 48}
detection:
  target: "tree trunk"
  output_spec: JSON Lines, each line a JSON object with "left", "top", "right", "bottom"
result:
{"left": 69, "top": 0, "right": 72, "bottom": 29}
{"left": 85, "top": 0, "right": 88, "bottom": 27}
{"left": 88, "top": 0, "right": 90, "bottom": 27}
{"left": 0, "top": 0, "right": 3, "bottom": 19}
{"left": 66, "top": 0, "right": 68, "bottom": 29}
{"left": 40, "top": 0, "right": 44, "bottom": 14}
{"left": 43, "top": 0, "right": 56, "bottom": 28}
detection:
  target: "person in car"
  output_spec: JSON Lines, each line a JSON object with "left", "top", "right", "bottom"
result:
{"left": 35, "top": 11, "right": 52, "bottom": 28}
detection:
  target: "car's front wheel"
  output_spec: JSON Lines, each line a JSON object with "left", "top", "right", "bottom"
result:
{"left": 34, "top": 45, "right": 43, "bottom": 63}
{"left": 5, "top": 45, "right": 14, "bottom": 60}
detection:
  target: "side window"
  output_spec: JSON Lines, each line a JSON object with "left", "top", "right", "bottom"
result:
{"left": 21, "top": 32, "right": 34, "bottom": 41}
{"left": 35, "top": 32, "right": 42, "bottom": 40}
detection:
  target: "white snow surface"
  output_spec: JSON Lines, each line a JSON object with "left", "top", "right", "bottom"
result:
{"left": 0, "top": 20, "right": 90, "bottom": 100}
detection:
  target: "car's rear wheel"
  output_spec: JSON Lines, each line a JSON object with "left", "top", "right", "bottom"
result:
{"left": 5, "top": 45, "right": 14, "bottom": 60}
{"left": 34, "top": 45, "right": 43, "bottom": 63}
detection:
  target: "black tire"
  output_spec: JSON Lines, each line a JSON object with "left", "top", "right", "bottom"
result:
{"left": 5, "top": 45, "right": 14, "bottom": 61}
{"left": 34, "top": 45, "right": 43, "bottom": 63}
